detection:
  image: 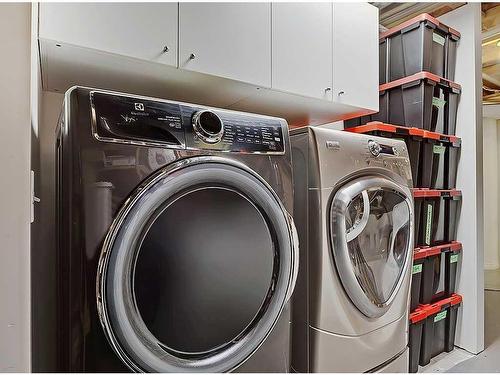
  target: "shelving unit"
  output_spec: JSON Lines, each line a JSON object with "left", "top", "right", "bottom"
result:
{"left": 343, "top": 12, "right": 467, "bottom": 372}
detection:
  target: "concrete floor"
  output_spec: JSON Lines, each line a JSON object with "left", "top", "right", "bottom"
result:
{"left": 485, "top": 269, "right": 500, "bottom": 291}
{"left": 446, "top": 290, "right": 500, "bottom": 372}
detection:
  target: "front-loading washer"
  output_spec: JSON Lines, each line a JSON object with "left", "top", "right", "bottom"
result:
{"left": 53, "top": 87, "right": 299, "bottom": 372}
{"left": 290, "top": 126, "right": 414, "bottom": 373}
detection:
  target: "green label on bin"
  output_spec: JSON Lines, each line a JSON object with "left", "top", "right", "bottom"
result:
{"left": 450, "top": 254, "right": 459, "bottom": 263}
{"left": 433, "top": 32, "right": 446, "bottom": 46}
{"left": 433, "top": 144, "right": 446, "bottom": 154}
{"left": 432, "top": 96, "right": 447, "bottom": 109}
{"left": 434, "top": 310, "right": 448, "bottom": 322}
{"left": 425, "top": 203, "right": 433, "bottom": 245}
{"left": 413, "top": 264, "right": 423, "bottom": 274}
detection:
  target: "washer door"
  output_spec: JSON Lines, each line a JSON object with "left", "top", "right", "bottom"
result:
{"left": 97, "top": 157, "right": 298, "bottom": 372}
{"left": 330, "top": 176, "right": 413, "bottom": 318}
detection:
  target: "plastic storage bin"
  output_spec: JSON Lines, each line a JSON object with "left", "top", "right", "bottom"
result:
{"left": 343, "top": 92, "right": 387, "bottom": 128}
{"left": 418, "top": 242, "right": 462, "bottom": 305}
{"left": 413, "top": 189, "right": 461, "bottom": 247}
{"left": 411, "top": 249, "right": 427, "bottom": 312}
{"left": 419, "top": 131, "right": 442, "bottom": 188}
{"left": 409, "top": 308, "right": 427, "bottom": 373}
{"left": 414, "top": 189, "right": 440, "bottom": 247}
{"left": 420, "top": 133, "right": 461, "bottom": 189}
{"left": 379, "top": 13, "right": 461, "bottom": 82}
{"left": 433, "top": 190, "right": 462, "bottom": 245}
{"left": 419, "top": 294, "right": 463, "bottom": 366}
{"left": 409, "top": 294, "right": 462, "bottom": 371}
{"left": 379, "top": 72, "right": 461, "bottom": 135}
{"left": 380, "top": 38, "right": 388, "bottom": 85}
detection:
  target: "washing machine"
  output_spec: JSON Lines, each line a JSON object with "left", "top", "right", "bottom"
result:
{"left": 54, "top": 87, "right": 299, "bottom": 372}
{"left": 290, "top": 126, "right": 413, "bottom": 373}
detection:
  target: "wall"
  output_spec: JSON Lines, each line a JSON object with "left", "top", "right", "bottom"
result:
{"left": 439, "top": 3, "right": 484, "bottom": 354}
{"left": 483, "top": 117, "right": 499, "bottom": 270}
{"left": 0, "top": 3, "right": 32, "bottom": 371}
{"left": 31, "top": 90, "right": 64, "bottom": 371}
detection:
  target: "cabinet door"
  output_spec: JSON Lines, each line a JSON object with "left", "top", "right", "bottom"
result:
{"left": 272, "top": 3, "right": 332, "bottom": 100}
{"left": 179, "top": 3, "right": 271, "bottom": 87}
{"left": 332, "top": 3, "right": 379, "bottom": 110}
{"left": 39, "top": 3, "right": 178, "bottom": 67}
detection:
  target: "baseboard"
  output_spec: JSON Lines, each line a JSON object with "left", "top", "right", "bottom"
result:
{"left": 484, "top": 263, "right": 500, "bottom": 270}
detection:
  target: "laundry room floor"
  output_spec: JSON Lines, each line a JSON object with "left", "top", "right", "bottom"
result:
{"left": 420, "top": 290, "right": 500, "bottom": 373}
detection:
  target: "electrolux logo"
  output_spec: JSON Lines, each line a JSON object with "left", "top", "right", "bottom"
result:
{"left": 134, "top": 102, "right": 145, "bottom": 111}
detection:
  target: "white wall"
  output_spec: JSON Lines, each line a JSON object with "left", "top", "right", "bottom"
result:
{"left": 440, "top": 4, "right": 484, "bottom": 354}
{"left": 0, "top": 3, "right": 32, "bottom": 371}
{"left": 483, "top": 117, "right": 499, "bottom": 270}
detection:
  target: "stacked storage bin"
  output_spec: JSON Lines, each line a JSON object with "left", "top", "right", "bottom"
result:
{"left": 344, "top": 13, "right": 463, "bottom": 373}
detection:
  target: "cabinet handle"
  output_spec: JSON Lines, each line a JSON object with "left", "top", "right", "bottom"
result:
{"left": 189, "top": 53, "right": 196, "bottom": 60}
{"left": 325, "top": 87, "right": 332, "bottom": 92}
{"left": 338, "top": 91, "right": 345, "bottom": 96}
{"left": 162, "top": 46, "right": 169, "bottom": 53}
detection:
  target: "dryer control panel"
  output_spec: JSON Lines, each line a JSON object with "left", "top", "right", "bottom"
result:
{"left": 90, "top": 91, "right": 286, "bottom": 154}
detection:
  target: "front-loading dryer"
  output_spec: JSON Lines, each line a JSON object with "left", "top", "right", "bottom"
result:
{"left": 290, "top": 126, "right": 413, "bottom": 373}
{"left": 54, "top": 87, "right": 299, "bottom": 372}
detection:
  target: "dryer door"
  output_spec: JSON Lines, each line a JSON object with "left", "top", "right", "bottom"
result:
{"left": 330, "top": 176, "right": 413, "bottom": 318}
{"left": 97, "top": 157, "right": 298, "bottom": 372}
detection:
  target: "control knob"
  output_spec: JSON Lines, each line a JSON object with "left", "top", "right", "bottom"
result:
{"left": 192, "top": 110, "right": 224, "bottom": 144}
{"left": 368, "top": 140, "right": 381, "bottom": 157}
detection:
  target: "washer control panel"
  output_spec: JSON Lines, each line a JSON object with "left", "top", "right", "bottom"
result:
{"left": 182, "top": 106, "right": 285, "bottom": 153}
{"left": 90, "top": 91, "right": 286, "bottom": 154}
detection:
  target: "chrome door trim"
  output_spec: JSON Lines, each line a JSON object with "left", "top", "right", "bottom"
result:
{"left": 330, "top": 176, "right": 413, "bottom": 318}
{"left": 96, "top": 155, "right": 298, "bottom": 372}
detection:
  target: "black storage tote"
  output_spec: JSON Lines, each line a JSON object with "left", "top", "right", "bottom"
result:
{"left": 379, "top": 13, "right": 461, "bottom": 83}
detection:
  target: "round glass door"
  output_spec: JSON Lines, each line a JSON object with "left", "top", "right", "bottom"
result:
{"left": 330, "top": 176, "right": 413, "bottom": 318}
{"left": 97, "top": 158, "right": 297, "bottom": 372}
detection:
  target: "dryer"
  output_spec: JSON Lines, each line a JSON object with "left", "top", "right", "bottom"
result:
{"left": 53, "top": 87, "right": 299, "bottom": 372}
{"left": 290, "top": 126, "right": 413, "bottom": 373}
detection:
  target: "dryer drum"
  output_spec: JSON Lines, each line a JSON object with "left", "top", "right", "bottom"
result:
{"left": 96, "top": 158, "right": 295, "bottom": 372}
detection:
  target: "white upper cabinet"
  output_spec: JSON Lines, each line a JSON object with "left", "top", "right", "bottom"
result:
{"left": 332, "top": 3, "right": 379, "bottom": 110}
{"left": 38, "top": 2, "right": 379, "bottom": 125}
{"left": 272, "top": 3, "right": 333, "bottom": 101}
{"left": 178, "top": 3, "right": 272, "bottom": 87}
{"left": 39, "top": 3, "right": 178, "bottom": 67}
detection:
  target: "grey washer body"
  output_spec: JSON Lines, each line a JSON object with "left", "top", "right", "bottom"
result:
{"left": 290, "top": 126, "right": 414, "bottom": 373}
{"left": 54, "top": 87, "right": 298, "bottom": 372}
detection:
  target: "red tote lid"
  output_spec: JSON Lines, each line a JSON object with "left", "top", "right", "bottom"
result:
{"left": 449, "top": 241, "right": 462, "bottom": 252}
{"left": 410, "top": 308, "right": 428, "bottom": 324}
{"left": 413, "top": 188, "right": 441, "bottom": 198}
{"left": 380, "top": 71, "right": 462, "bottom": 92}
{"left": 380, "top": 13, "right": 461, "bottom": 40}
{"left": 344, "top": 122, "right": 398, "bottom": 134}
{"left": 344, "top": 122, "right": 430, "bottom": 136}
{"left": 414, "top": 247, "right": 427, "bottom": 260}
{"left": 450, "top": 293, "right": 463, "bottom": 306}
{"left": 446, "top": 189, "right": 462, "bottom": 197}
{"left": 423, "top": 129, "right": 442, "bottom": 141}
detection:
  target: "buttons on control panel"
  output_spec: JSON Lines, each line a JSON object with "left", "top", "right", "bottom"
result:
{"left": 220, "top": 122, "right": 282, "bottom": 152}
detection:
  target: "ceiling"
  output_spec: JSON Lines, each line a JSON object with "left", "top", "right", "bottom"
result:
{"left": 374, "top": 2, "right": 500, "bottom": 105}
{"left": 373, "top": 2, "right": 466, "bottom": 30}
{"left": 482, "top": 3, "right": 500, "bottom": 105}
